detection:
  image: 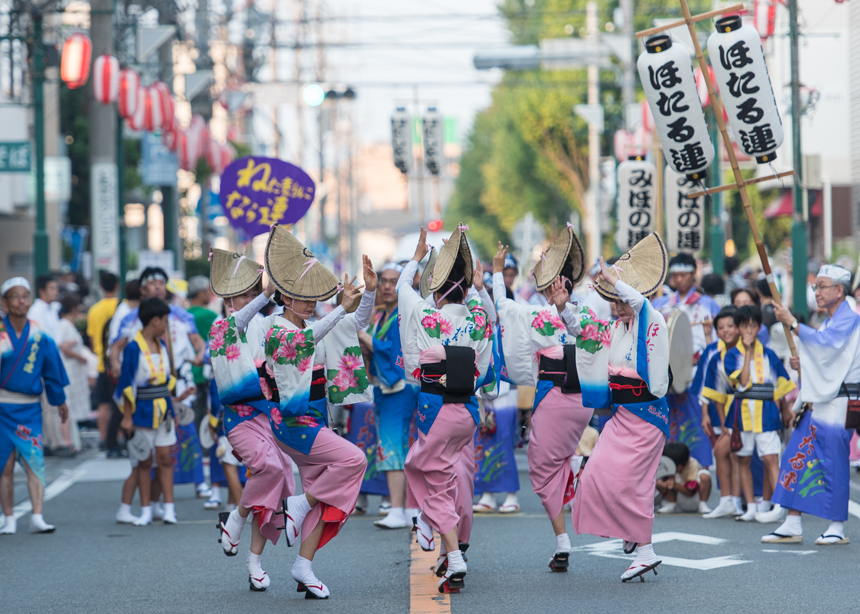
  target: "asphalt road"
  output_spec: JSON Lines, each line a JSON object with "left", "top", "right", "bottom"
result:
{"left": 3, "top": 443, "right": 860, "bottom": 614}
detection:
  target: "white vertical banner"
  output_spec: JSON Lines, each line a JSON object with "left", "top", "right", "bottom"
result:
{"left": 615, "top": 158, "right": 657, "bottom": 251}
{"left": 665, "top": 166, "right": 705, "bottom": 253}
{"left": 422, "top": 108, "right": 444, "bottom": 175}
{"left": 391, "top": 108, "right": 413, "bottom": 174}
{"left": 91, "top": 162, "right": 119, "bottom": 273}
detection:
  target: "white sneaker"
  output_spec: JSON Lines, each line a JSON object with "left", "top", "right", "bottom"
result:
{"left": 755, "top": 504, "right": 786, "bottom": 524}
{"left": 703, "top": 498, "right": 736, "bottom": 519}
{"left": 656, "top": 502, "right": 677, "bottom": 514}
{"left": 116, "top": 505, "right": 139, "bottom": 524}
{"left": 374, "top": 507, "right": 409, "bottom": 529}
{"left": 698, "top": 501, "right": 712, "bottom": 514}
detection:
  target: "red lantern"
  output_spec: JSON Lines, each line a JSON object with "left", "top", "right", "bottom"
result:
{"left": 153, "top": 81, "right": 175, "bottom": 128}
{"left": 197, "top": 126, "right": 211, "bottom": 159}
{"left": 177, "top": 131, "right": 199, "bottom": 171}
{"left": 754, "top": 0, "right": 777, "bottom": 40}
{"left": 118, "top": 69, "right": 140, "bottom": 119}
{"left": 127, "top": 88, "right": 146, "bottom": 131}
{"left": 92, "top": 54, "right": 119, "bottom": 104}
{"left": 142, "top": 87, "right": 164, "bottom": 132}
{"left": 61, "top": 33, "right": 92, "bottom": 89}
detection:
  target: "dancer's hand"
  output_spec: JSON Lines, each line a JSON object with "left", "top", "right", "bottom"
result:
{"left": 412, "top": 227, "right": 429, "bottom": 262}
{"left": 473, "top": 259, "right": 484, "bottom": 291}
{"left": 596, "top": 258, "right": 619, "bottom": 287}
{"left": 549, "top": 277, "right": 569, "bottom": 312}
{"left": 341, "top": 275, "right": 365, "bottom": 313}
{"left": 493, "top": 242, "right": 509, "bottom": 274}
{"left": 362, "top": 255, "right": 378, "bottom": 293}
{"left": 264, "top": 277, "right": 277, "bottom": 299}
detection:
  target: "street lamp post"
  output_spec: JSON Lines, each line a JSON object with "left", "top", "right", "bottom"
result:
{"left": 788, "top": 0, "right": 807, "bottom": 319}
{"left": 32, "top": 9, "right": 49, "bottom": 278}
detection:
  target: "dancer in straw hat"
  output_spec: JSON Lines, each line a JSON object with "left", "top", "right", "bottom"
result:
{"left": 207, "top": 249, "right": 298, "bottom": 591}
{"left": 262, "top": 224, "right": 376, "bottom": 599}
{"left": 491, "top": 225, "right": 593, "bottom": 573}
{"left": 396, "top": 225, "right": 495, "bottom": 594}
{"left": 572, "top": 234, "right": 672, "bottom": 582}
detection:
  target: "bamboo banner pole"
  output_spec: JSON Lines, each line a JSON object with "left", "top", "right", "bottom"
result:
{"left": 687, "top": 170, "right": 795, "bottom": 199}
{"left": 635, "top": 4, "right": 744, "bottom": 38}
{"left": 673, "top": 0, "right": 799, "bottom": 364}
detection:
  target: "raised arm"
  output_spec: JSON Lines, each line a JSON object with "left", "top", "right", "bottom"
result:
{"left": 471, "top": 257, "right": 496, "bottom": 323}
{"left": 311, "top": 274, "right": 363, "bottom": 342}
{"left": 595, "top": 257, "right": 644, "bottom": 314}
{"left": 232, "top": 292, "right": 270, "bottom": 332}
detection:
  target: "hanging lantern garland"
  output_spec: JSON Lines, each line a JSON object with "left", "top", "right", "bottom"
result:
{"left": 637, "top": 34, "right": 714, "bottom": 182}
{"left": 707, "top": 15, "right": 784, "bottom": 164}
{"left": 118, "top": 69, "right": 140, "bottom": 119}
{"left": 153, "top": 81, "right": 175, "bottom": 128}
{"left": 60, "top": 33, "right": 92, "bottom": 89}
{"left": 127, "top": 88, "right": 146, "bottom": 131}
{"left": 142, "top": 87, "right": 164, "bottom": 132}
{"left": 615, "top": 156, "right": 657, "bottom": 251}
{"left": 92, "top": 54, "right": 119, "bottom": 104}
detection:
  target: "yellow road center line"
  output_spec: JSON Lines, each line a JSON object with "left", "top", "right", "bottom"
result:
{"left": 409, "top": 533, "right": 451, "bottom": 614}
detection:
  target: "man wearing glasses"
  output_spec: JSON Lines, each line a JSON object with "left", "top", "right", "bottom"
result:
{"left": 762, "top": 265, "right": 860, "bottom": 545}
{"left": 0, "top": 277, "right": 70, "bottom": 535}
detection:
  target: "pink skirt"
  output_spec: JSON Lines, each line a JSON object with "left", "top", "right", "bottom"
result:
{"left": 227, "top": 414, "right": 297, "bottom": 544}
{"left": 276, "top": 426, "right": 367, "bottom": 549}
{"left": 573, "top": 406, "right": 665, "bottom": 544}
{"left": 404, "top": 402, "right": 476, "bottom": 536}
{"left": 528, "top": 388, "right": 593, "bottom": 520}
{"left": 455, "top": 439, "right": 476, "bottom": 544}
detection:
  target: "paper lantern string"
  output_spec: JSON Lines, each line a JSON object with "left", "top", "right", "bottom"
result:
{"left": 768, "top": 163, "right": 786, "bottom": 188}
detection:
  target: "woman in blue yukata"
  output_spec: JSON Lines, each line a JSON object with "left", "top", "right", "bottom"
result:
{"left": 0, "top": 277, "right": 69, "bottom": 535}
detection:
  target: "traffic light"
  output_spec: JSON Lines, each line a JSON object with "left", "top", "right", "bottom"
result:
{"left": 428, "top": 219, "right": 443, "bottom": 232}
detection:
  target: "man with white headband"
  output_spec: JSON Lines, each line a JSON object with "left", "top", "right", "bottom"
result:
{"left": 357, "top": 261, "right": 419, "bottom": 528}
{"left": 763, "top": 264, "right": 860, "bottom": 545}
{"left": 0, "top": 277, "right": 70, "bottom": 535}
{"left": 652, "top": 253, "right": 720, "bottom": 477}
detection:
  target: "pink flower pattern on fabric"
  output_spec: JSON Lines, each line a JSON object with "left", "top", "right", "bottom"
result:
{"left": 439, "top": 318, "right": 453, "bottom": 336}
{"left": 297, "top": 356, "right": 313, "bottom": 374}
{"left": 295, "top": 415, "right": 319, "bottom": 427}
{"left": 259, "top": 377, "right": 271, "bottom": 400}
{"left": 338, "top": 354, "right": 362, "bottom": 372}
{"left": 598, "top": 328, "right": 612, "bottom": 347}
{"left": 234, "top": 404, "right": 254, "bottom": 418}
{"left": 270, "top": 407, "right": 283, "bottom": 426}
{"left": 332, "top": 369, "right": 358, "bottom": 392}
{"left": 209, "top": 334, "right": 224, "bottom": 354}
{"left": 276, "top": 341, "right": 298, "bottom": 362}
{"left": 581, "top": 323, "right": 599, "bottom": 341}
{"left": 224, "top": 344, "right": 241, "bottom": 362}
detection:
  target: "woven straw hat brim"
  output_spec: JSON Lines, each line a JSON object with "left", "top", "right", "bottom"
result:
{"left": 419, "top": 247, "right": 438, "bottom": 299}
{"left": 532, "top": 226, "right": 586, "bottom": 292}
{"left": 265, "top": 224, "right": 341, "bottom": 301}
{"left": 428, "top": 226, "right": 473, "bottom": 294}
{"left": 594, "top": 233, "right": 668, "bottom": 301}
{"left": 209, "top": 249, "right": 264, "bottom": 298}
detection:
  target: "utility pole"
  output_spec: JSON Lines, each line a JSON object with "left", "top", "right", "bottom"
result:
{"left": 585, "top": 1, "right": 601, "bottom": 262}
{"left": 89, "top": 0, "right": 119, "bottom": 276}
{"left": 32, "top": 9, "right": 48, "bottom": 278}
{"left": 158, "top": 9, "right": 178, "bottom": 271}
{"left": 788, "top": 0, "right": 807, "bottom": 319}
{"left": 196, "top": 0, "right": 211, "bottom": 258}
{"left": 620, "top": 0, "right": 634, "bottom": 112}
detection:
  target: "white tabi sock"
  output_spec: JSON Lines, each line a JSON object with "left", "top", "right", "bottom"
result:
{"left": 0, "top": 515, "right": 16, "bottom": 534}
{"left": 556, "top": 533, "right": 571, "bottom": 554}
{"left": 163, "top": 502, "right": 176, "bottom": 523}
{"left": 29, "top": 513, "right": 54, "bottom": 533}
{"left": 134, "top": 506, "right": 152, "bottom": 526}
{"left": 824, "top": 521, "right": 844, "bottom": 538}
{"left": 732, "top": 496, "right": 744, "bottom": 514}
{"left": 775, "top": 514, "right": 802, "bottom": 536}
{"left": 632, "top": 543, "right": 658, "bottom": 566}
{"left": 759, "top": 500, "right": 772, "bottom": 513}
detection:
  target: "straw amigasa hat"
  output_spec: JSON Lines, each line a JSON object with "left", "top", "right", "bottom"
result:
{"left": 427, "top": 223, "right": 473, "bottom": 295}
{"left": 209, "top": 249, "right": 264, "bottom": 298}
{"left": 532, "top": 224, "right": 586, "bottom": 292}
{"left": 594, "top": 233, "right": 668, "bottom": 301}
{"left": 419, "top": 247, "right": 438, "bottom": 299}
{"left": 265, "top": 224, "right": 341, "bottom": 301}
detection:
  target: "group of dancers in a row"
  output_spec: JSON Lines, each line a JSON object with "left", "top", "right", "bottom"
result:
{"left": 13, "top": 218, "right": 846, "bottom": 598}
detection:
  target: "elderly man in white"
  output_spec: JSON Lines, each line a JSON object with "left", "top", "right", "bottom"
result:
{"left": 761, "top": 265, "right": 860, "bottom": 546}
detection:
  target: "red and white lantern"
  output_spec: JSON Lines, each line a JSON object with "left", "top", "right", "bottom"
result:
{"left": 127, "top": 88, "right": 146, "bottom": 131}
{"left": 177, "top": 131, "right": 199, "bottom": 171}
{"left": 60, "top": 33, "right": 92, "bottom": 89}
{"left": 153, "top": 81, "right": 175, "bottom": 128}
{"left": 92, "top": 54, "right": 119, "bottom": 104}
{"left": 207, "top": 140, "right": 223, "bottom": 174}
{"left": 118, "top": 69, "right": 140, "bottom": 119}
{"left": 142, "top": 87, "right": 164, "bottom": 132}
{"left": 754, "top": 0, "right": 776, "bottom": 40}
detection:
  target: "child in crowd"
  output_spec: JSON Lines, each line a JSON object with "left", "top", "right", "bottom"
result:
{"left": 723, "top": 306, "right": 795, "bottom": 522}
{"left": 656, "top": 442, "right": 712, "bottom": 514}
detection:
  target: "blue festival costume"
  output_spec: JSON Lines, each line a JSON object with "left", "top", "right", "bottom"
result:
{"left": 368, "top": 306, "right": 418, "bottom": 472}
{"left": 0, "top": 317, "right": 68, "bottom": 484}
{"left": 772, "top": 301, "right": 860, "bottom": 521}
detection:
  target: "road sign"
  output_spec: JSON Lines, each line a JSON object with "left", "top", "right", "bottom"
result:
{"left": 91, "top": 162, "right": 119, "bottom": 273}
{"left": 0, "top": 142, "right": 31, "bottom": 172}
{"left": 141, "top": 132, "right": 178, "bottom": 186}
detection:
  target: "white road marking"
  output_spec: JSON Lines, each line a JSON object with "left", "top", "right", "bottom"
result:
{"left": 761, "top": 550, "right": 816, "bottom": 555}
{"left": 848, "top": 500, "right": 860, "bottom": 520}
{"left": 570, "top": 532, "right": 751, "bottom": 571}
{"left": 12, "top": 465, "right": 88, "bottom": 520}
